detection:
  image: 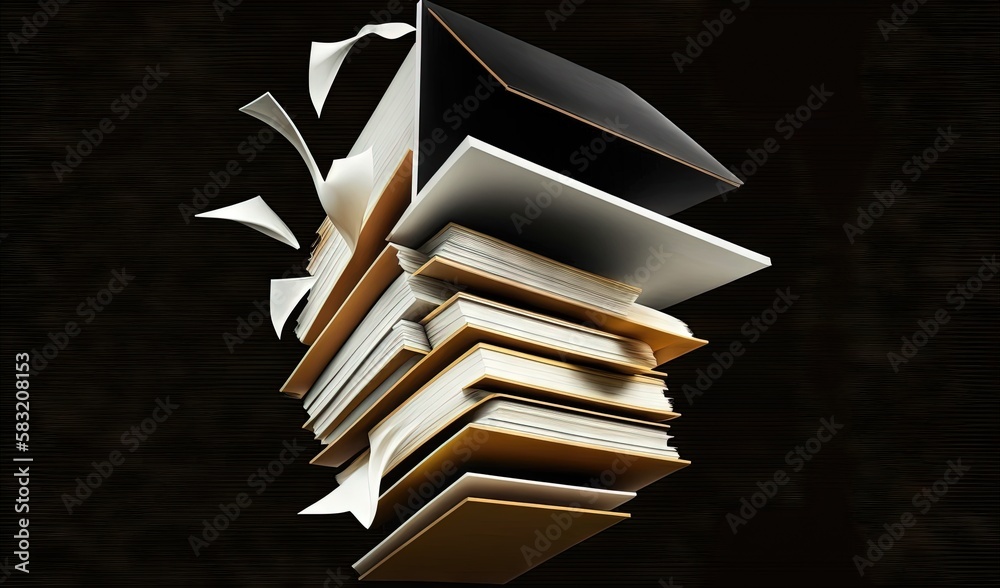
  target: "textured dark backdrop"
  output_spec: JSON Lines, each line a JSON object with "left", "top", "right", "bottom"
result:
{"left": 1, "top": 1, "right": 998, "bottom": 586}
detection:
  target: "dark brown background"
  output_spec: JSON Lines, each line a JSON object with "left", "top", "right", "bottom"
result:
{"left": 1, "top": 0, "right": 997, "bottom": 586}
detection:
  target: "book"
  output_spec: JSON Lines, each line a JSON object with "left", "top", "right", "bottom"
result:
{"left": 410, "top": 251, "right": 709, "bottom": 365}
{"left": 416, "top": 2, "right": 742, "bottom": 213}
{"left": 302, "top": 393, "right": 678, "bottom": 527}
{"left": 371, "top": 422, "right": 689, "bottom": 528}
{"left": 354, "top": 473, "right": 634, "bottom": 578}
{"left": 282, "top": 243, "right": 424, "bottom": 397}
{"left": 391, "top": 137, "right": 772, "bottom": 310}
{"left": 422, "top": 292, "right": 658, "bottom": 373}
{"left": 284, "top": 230, "right": 709, "bottom": 400}
{"left": 309, "top": 343, "right": 677, "bottom": 468}
{"left": 303, "top": 320, "right": 428, "bottom": 440}
{"left": 408, "top": 223, "right": 642, "bottom": 316}
{"left": 357, "top": 497, "right": 628, "bottom": 583}
{"left": 301, "top": 273, "right": 455, "bottom": 413}
{"left": 373, "top": 470, "right": 635, "bottom": 532}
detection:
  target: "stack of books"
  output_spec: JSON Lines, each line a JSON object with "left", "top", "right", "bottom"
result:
{"left": 277, "top": 2, "right": 770, "bottom": 583}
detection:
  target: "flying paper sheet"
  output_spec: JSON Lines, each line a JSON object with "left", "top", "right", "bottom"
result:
{"left": 240, "top": 93, "right": 374, "bottom": 251}
{"left": 300, "top": 391, "right": 486, "bottom": 526}
{"left": 297, "top": 411, "right": 409, "bottom": 525}
{"left": 309, "top": 22, "right": 416, "bottom": 117}
{"left": 195, "top": 195, "right": 299, "bottom": 249}
{"left": 299, "top": 453, "right": 377, "bottom": 524}
{"left": 270, "top": 276, "right": 317, "bottom": 338}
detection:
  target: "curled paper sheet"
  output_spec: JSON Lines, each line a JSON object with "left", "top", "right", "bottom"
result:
{"left": 240, "top": 93, "right": 374, "bottom": 251}
{"left": 298, "top": 391, "right": 475, "bottom": 526}
{"left": 195, "top": 195, "right": 299, "bottom": 249}
{"left": 298, "top": 419, "right": 417, "bottom": 525}
{"left": 270, "top": 276, "right": 317, "bottom": 338}
{"left": 309, "top": 22, "right": 416, "bottom": 117}
{"left": 298, "top": 411, "right": 386, "bottom": 524}
{"left": 316, "top": 150, "right": 375, "bottom": 251}
{"left": 299, "top": 454, "right": 376, "bottom": 524}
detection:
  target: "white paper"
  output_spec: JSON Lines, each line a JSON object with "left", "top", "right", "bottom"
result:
{"left": 195, "top": 195, "right": 299, "bottom": 249}
{"left": 389, "top": 136, "right": 771, "bottom": 308}
{"left": 300, "top": 389, "right": 480, "bottom": 527}
{"left": 308, "top": 23, "right": 416, "bottom": 117}
{"left": 299, "top": 415, "right": 427, "bottom": 526}
{"left": 240, "top": 93, "right": 374, "bottom": 251}
{"left": 316, "top": 149, "right": 374, "bottom": 252}
{"left": 299, "top": 453, "right": 375, "bottom": 522}
{"left": 270, "top": 276, "right": 317, "bottom": 338}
